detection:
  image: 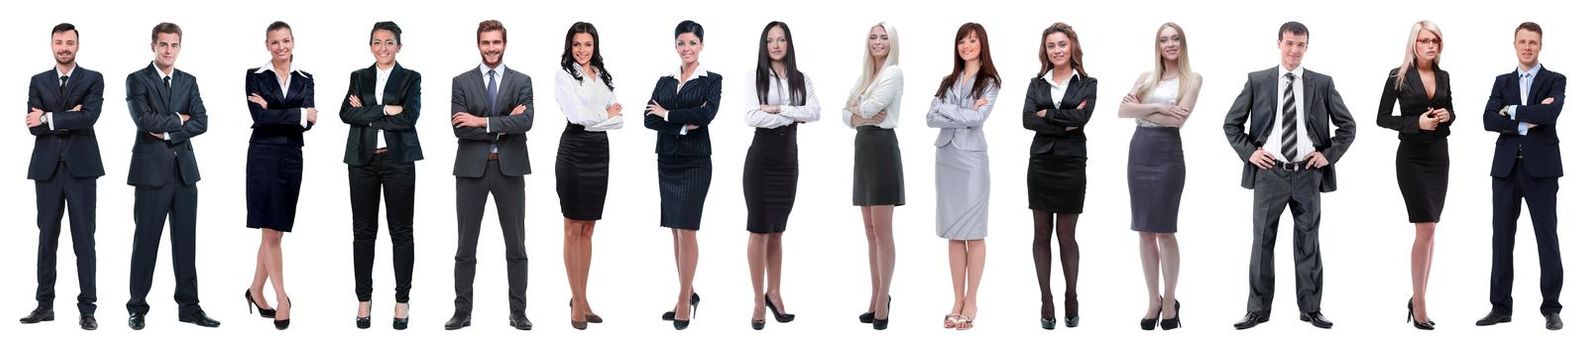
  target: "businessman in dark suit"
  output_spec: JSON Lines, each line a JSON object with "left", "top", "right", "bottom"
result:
{"left": 123, "top": 22, "right": 218, "bottom": 330}
{"left": 340, "top": 21, "right": 423, "bottom": 330}
{"left": 1476, "top": 22, "right": 1566, "bottom": 331}
{"left": 1223, "top": 22, "right": 1355, "bottom": 330}
{"left": 20, "top": 23, "right": 105, "bottom": 331}
{"left": 444, "top": 20, "right": 535, "bottom": 331}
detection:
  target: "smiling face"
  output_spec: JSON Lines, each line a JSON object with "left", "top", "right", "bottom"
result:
{"left": 52, "top": 30, "right": 78, "bottom": 66}
{"left": 1277, "top": 31, "right": 1308, "bottom": 70}
{"left": 675, "top": 32, "right": 702, "bottom": 65}
{"left": 1158, "top": 26, "right": 1182, "bottom": 62}
{"left": 766, "top": 25, "right": 788, "bottom": 62}
{"left": 152, "top": 32, "right": 181, "bottom": 70}
{"left": 370, "top": 29, "right": 400, "bottom": 66}
{"left": 868, "top": 25, "right": 890, "bottom": 60}
{"left": 266, "top": 28, "right": 293, "bottom": 63}
{"left": 1045, "top": 32, "right": 1071, "bottom": 70}
{"left": 957, "top": 29, "right": 981, "bottom": 63}
{"left": 571, "top": 32, "right": 594, "bottom": 67}
{"left": 478, "top": 29, "right": 504, "bottom": 68}
{"left": 1515, "top": 29, "right": 1541, "bottom": 68}
{"left": 1414, "top": 29, "right": 1440, "bottom": 64}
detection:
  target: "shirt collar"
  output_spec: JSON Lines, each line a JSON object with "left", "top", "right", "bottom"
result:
{"left": 1518, "top": 64, "right": 1542, "bottom": 78}
{"left": 479, "top": 63, "right": 506, "bottom": 78}
{"left": 56, "top": 64, "right": 76, "bottom": 78}
{"left": 1280, "top": 65, "right": 1304, "bottom": 81}
{"left": 1044, "top": 69, "right": 1078, "bottom": 87}
{"left": 672, "top": 64, "right": 708, "bottom": 82}
{"left": 151, "top": 61, "right": 174, "bottom": 81}
{"left": 255, "top": 61, "right": 299, "bottom": 75}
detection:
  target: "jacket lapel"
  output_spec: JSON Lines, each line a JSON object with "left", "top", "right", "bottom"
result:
{"left": 1303, "top": 72, "right": 1323, "bottom": 144}
{"left": 1059, "top": 75, "right": 1082, "bottom": 108}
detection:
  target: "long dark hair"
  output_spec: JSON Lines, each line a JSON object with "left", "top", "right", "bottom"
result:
{"left": 756, "top": 21, "right": 806, "bottom": 106}
{"left": 935, "top": 23, "right": 1001, "bottom": 99}
{"left": 560, "top": 22, "right": 614, "bottom": 90}
{"left": 1037, "top": 23, "right": 1086, "bottom": 79}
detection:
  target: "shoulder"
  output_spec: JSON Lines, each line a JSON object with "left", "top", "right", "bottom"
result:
{"left": 879, "top": 65, "right": 903, "bottom": 78}
{"left": 706, "top": 71, "right": 724, "bottom": 82}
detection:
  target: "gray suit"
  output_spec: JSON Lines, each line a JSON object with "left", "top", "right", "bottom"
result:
{"left": 1223, "top": 66, "right": 1355, "bottom": 314}
{"left": 449, "top": 65, "right": 533, "bottom": 316}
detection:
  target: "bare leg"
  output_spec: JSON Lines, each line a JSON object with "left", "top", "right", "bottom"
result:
{"left": 1056, "top": 214, "right": 1081, "bottom": 319}
{"left": 862, "top": 207, "right": 879, "bottom": 311}
{"left": 963, "top": 239, "right": 986, "bottom": 321}
{"left": 564, "top": 219, "right": 586, "bottom": 322}
{"left": 1139, "top": 232, "right": 1163, "bottom": 318}
{"left": 579, "top": 221, "right": 598, "bottom": 317}
{"left": 871, "top": 206, "right": 896, "bottom": 320}
{"left": 948, "top": 240, "right": 968, "bottom": 325}
{"left": 251, "top": 232, "right": 273, "bottom": 310}
{"left": 748, "top": 233, "right": 770, "bottom": 321}
{"left": 1411, "top": 222, "right": 1436, "bottom": 322}
{"left": 1032, "top": 210, "right": 1056, "bottom": 320}
{"left": 767, "top": 232, "right": 787, "bottom": 313}
{"left": 263, "top": 229, "right": 289, "bottom": 320}
{"left": 1158, "top": 233, "right": 1181, "bottom": 319}
{"left": 674, "top": 229, "right": 700, "bottom": 320}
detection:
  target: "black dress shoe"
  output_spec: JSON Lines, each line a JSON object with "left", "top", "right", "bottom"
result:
{"left": 510, "top": 314, "right": 533, "bottom": 330}
{"left": 80, "top": 315, "right": 97, "bottom": 330}
{"left": 179, "top": 310, "right": 222, "bottom": 328}
{"left": 1233, "top": 311, "right": 1269, "bottom": 330}
{"left": 1545, "top": 312, "right": 1564, "bottom": 330}
{"left": 444, "top": 312, "right": 471, "bottom": 330}
{"left": 1474, "top": 310, "right": 1511, "bottom": 326}
{"left": 1300, "top": 311, "right": 1332, "bottom": 329}
{"left": 128, "top": 314, "right": 146, "bottom": 330}
{"left": 19, "top": 308, "right": 54, "bottom": 324}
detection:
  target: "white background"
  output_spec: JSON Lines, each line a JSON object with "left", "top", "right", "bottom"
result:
{"left": 1, "top": 0, "right": 1580, "bottom": 348}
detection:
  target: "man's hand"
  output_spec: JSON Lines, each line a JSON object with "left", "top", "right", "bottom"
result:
{"left": 1304, "top": 151, "right": 1330, "bottom": 169}
{"left": 180, "top": 114, "right": 191, "bottom": 123}
{"left": 1249, "top": 149, "right": 1276, "bottom": 170}
{"left": 452, "top": 112, "right": 487, "bottom": 128}
{"left": 510, "top": 104, "right": 527, "bottom": 116}
{"left": 26, "top": 108, "right": 44, "bottom": 127}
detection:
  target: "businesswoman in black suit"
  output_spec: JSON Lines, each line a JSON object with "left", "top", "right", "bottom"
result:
{"left": 643, "top": 20, "right": 722, "bottom": 331}
{"left": 742, "top": 21, "right": 816, "bottom": 330}
{"left": 243, "top": 21, "right": 315, "bottom": 330}
{"left": 339, "top": 21, "right": 423, "bottom": 330}
{"left": 1022, "top": 22, "right": 1096, "bottom": 329}
{"left": 1376, "top": 20, "right": 1451, "bottom": 330}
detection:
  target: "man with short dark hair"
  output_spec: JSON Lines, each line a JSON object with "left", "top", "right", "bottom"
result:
{"left": 124, "top": 22, "right": 218, "bottom": 330}
{"left": 21, "top": 22, "right": 106, "bottom": 331}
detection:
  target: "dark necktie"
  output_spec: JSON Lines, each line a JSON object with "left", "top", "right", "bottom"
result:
{"left": 59, "top": 75, "right": 69, "bottom": 98}
{"left": 487, "top": 70, "right": 499, "bottom": 114}
{"left": 1281, "top": 73, "right": 1299, "bottom": 162}
{"left": 163, "top": 76, "right": 172, "bottom": 90}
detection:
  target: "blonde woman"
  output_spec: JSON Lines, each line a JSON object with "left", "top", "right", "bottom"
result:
{"left": 1118, "top": 22, "right": 1201, "bottom": 331}
{"left": 1374, "top": 20, "right": 1450, "bottom": 331}
{"left": 845, "top": 22, "right": 903, "bottom": 331}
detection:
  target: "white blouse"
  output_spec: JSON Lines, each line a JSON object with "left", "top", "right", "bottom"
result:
{"left": 744, "top": 70, "right": 821, "bottom": 128}
{"left": 554, "top": 63, "right": 624, "bottom": 131}
{"left": 844, "top": 65, "right": 904, "bottom": 129}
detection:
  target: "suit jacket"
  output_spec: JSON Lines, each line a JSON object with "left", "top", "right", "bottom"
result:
{"left": 245, "top": 67, "right": 315, "bottom": 146}
{"left": 340, "top": 63, "right": 423, "bottom": 165}
{"left": 643, "top": 72, "right": 722, "bottom": 156}
{"left": 27, "top": 66, "right": 106, "bottom": 180}
{"left": 1223, "top": 67, "right": 1356, "bottom": 192}
{"left": 1483, "top": 65, "right": 1565, "bottom": 178}
{"left": 126, "top": 63, "right": 208, "bottom": 186}
{"left": 1376, "top": 66, "right": 1454, "bottom": 142}
{"left": 1021, "top": 73, "right": 1098, "bottom": 157}
{"left": 451, "top": 66, "right": 534, "bottom": 177}
{"left": 926, "top": 76, "right": 997, "bottom": 151}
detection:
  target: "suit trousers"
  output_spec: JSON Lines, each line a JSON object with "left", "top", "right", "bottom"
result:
{"left": 453, "top": 160, "right": 528, "bottom": 315}
{"left": 1490, "top": 157, "right": 1564, "bottom": 314}
{"left": 1246, "top": 166, "right": 1325, "bottom": 314}
{"left": 127, "top": 164, "right": 199, "bottom": 316}
{"left": 350, "top": 153, "right": 416, "bottom": 303}
{"left": 35, "top": 162, "right": 97, "bottom": 315}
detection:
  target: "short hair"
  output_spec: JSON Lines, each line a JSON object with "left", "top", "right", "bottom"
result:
{"left": 1516, "top": 22, "right": 1543, "bottom": 39}
{"left": 675, "top": 20, "right": 704, "bottom": 41}
{"left": 477, "top": 20, "right": 506, "bottom": 43}
{"left": 52, "top": 23, "right": 77, "bottom": 39}
{"left": 371, "top": 21, "right": 402, "bottom": 45}
{"left": 1278, "top": 21, "right": 1308, "bottom": 40}
{"left": 151, "top": 22, "right": 182, "bottom": 44}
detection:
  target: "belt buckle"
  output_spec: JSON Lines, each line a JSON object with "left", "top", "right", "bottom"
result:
{"left": 1280, "top": 162, "right": 1302, "bottom": 171}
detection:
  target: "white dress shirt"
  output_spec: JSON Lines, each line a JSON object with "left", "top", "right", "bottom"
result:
{"left": 1262, "top": 66, "right": 1313, "bottom": 163}
{"left": 844, "top": 65, "right": 904, "bottom": 129}
{"left": 555, "top": 63, "right": 624, "bottom": 132}
{"left": 154, "top": 62, "right": 179, "bottom": 140}
{"left": 374, "top": 65, "right": 393, "bottom": 149}
{"left": 743, "top": 69, "right": 821, "bottom": 128}
{"left": 1507, "top": 64, "right": 1543, "bottom": 136}
{"left": 1045, "top": 68, "right": 1079, "bottom": 115}
{"left": 667, "top": 64, "right": 710, "bottom": 135}
{"left": 254, "top": 62, "right": 309, "bottom": 128}
{"left": 44, "top": 64, "right": 76, "bottom": 130}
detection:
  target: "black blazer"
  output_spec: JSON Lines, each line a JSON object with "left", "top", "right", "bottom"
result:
{"left": 27, "top": 66, "right": 105, "bottom": 180}
{"left": 1223, "top": 67, "right": 1356, "bottom": 192}
{"left": 643, "top": 72, "right": 722, "bottom": 156}
{"left": 1483, "top": 65, "right": 1565, "bottom": 178}
{"left": 1377, "top": 66, "right": 1454, "bottom": 142}
{"left": 340, "top": 63, "right": 423, "bottom": 165}
{"left": 450, "top": 66, "right": 534, "bottom": 177}
{"left": 1021, "top": 73, "right": 1097, "bottom": 157}
{"left": 245, "top": 67, "right": 315, "bottom": 146}
{"left": 126, "top": 63, "right": 208, "bottom": 186}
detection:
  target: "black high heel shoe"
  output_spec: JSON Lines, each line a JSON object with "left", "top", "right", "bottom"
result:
{"left": 568, "top": 298, "right": 604, "bottom": 325}
{"left": 1407, "top": 299, "right": 1433, "bottom": 330}
{"left": 245, "top": 290, "right": 276, "bottom": 318}
{"left": 274, "top": 297, "right": 292, "bottom": 330}
{"left": 1141, "top": 297, "right": 1162, "bottom": 330}
{"left": 751, "top": 319, "right": 766, "bottom": 330}
{"left": 661, "top": 293, "right": 700, "bottom": 321}
{"left": 673, "top": 299, "right": 699, "bottom": 330}
{"left": 765, "top": 294, "right": 795, "bottom": 323}
{"left": 860, "top": 296, "right": 890, "bottom": 324}
{"left": 1064, "top": 297, "right": 1080, "bottom": 328}
{"left": 1161, "top": 300, "right": 1182, "bottom": 330}
{"left": 392, "top": 302, "right": 410, "bottom": 330}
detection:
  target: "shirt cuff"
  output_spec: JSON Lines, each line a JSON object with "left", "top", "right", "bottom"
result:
{"left": 486, "top": 118, "right": 492, "bottom": 133}
{"left": 45, "top": 112, "right": 54, "bottom": 130}
{"left": 299, "top": 109, "right": 309, "bottom": 128}
{"left": 1507, "top": 105, "right": 1518, "bottom": 120}
{"left": 162, "top": 132, "right": 171, "bottom": 140}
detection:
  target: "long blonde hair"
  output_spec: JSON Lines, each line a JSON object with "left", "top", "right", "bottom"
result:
{"left": 849, "top": 22, "right": 900, "bottom": 101}
{"left": 1394, "top": 20, "right": 1442, "bottom": 89}
{"left": 1133, "top": 22, "right": 1196, "bottom": 101}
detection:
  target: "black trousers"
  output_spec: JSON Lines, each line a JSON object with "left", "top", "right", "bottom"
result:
{"left": 1246, "top": 167, "right": 1325, "bottom": 314}
{"left": 127, "top": 166, "right": 199, "bottom": 316}
{"left": 350, "top": 153, "right": 416, "bottom": 303}
{"left": 453, "top": 160, "right": 528, "bottom": 315}
{"left": 35, "top": 162, "right": 97, "bottom": 315}
{"left": 1491, "top": 157, "right": 1564, "bottom": 315}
